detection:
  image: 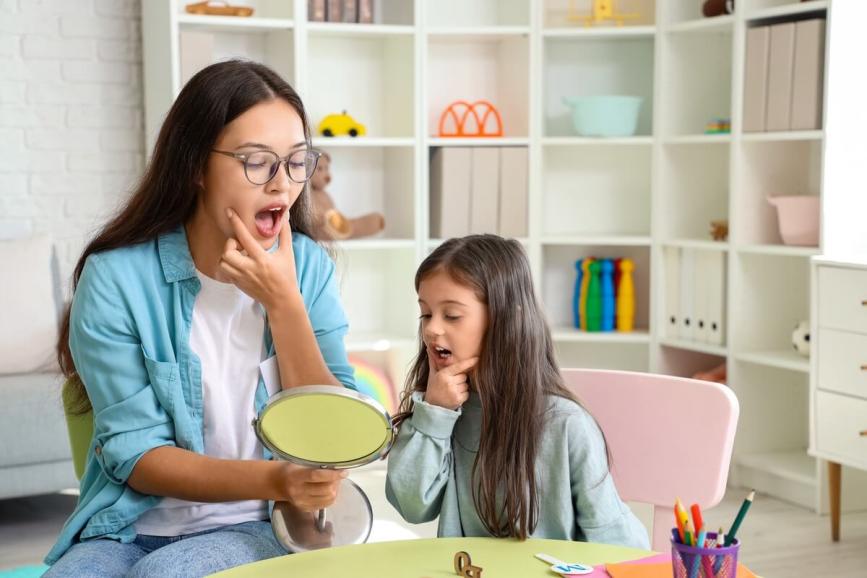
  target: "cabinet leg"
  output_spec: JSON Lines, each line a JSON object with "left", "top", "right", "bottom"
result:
{"left": 829, "top": 461, "right": 841, "bottom": 542}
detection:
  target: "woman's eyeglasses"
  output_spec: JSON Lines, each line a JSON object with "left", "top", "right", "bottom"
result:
{"left": 212, "top": 148, "right": 322, "bottom": 185}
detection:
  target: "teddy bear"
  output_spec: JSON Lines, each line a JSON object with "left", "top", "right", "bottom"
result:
{"left": 308, "top": 150, "right": 385, "bottom": 241}
{"left": 702, "top": 0, "right": 734, "bottom": 17}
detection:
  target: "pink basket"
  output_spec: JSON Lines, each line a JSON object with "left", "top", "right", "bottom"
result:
{"left": 767, "top": 195, "right": 819, "bottom": 246}
{"left": 671, "top": 529, "right": 739, "bottom": 578}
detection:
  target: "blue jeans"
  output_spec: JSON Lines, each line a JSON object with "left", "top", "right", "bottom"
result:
{"left": 43, "top": 520, "right": 286, "bottom": 578}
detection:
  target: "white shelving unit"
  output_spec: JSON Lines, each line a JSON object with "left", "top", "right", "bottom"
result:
{"left": 142, "top": 0, "right": 844, "bottom": 510}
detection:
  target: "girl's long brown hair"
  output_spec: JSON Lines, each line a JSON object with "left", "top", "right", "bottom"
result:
{"left": 59, "top": 60, "right": 317, "bottom": 415}
{"left": 396, "top": 235, "right": 595, "bottom": 540}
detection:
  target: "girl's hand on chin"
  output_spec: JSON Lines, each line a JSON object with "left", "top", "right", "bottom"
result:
{"left": 219, "top": 207, "right": 299, "bottom": 310}
{"left": 424, "top": 356, "right": 478, "bottom": 411}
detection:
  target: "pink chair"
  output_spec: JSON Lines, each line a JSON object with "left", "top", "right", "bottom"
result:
{"left": 561, "top": 369, "right": 739, "bottom": 551}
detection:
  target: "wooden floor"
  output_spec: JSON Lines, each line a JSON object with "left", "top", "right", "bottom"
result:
{"left": 2, "top": 477, "right": 866, "bottom": 577}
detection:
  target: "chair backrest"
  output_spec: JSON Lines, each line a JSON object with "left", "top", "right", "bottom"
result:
{"left": 61, "top": 378, "right": 93, "bottom": 481}
{"left": 561, "top": 369, "right": 739, "bottom": 550}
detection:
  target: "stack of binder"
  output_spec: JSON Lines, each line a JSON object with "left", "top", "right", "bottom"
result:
{"left": 664, "top": 247, "right": 726, "bottom": 346}
{"left": 309, "top": 0, "right": 374, "bottom": 23}
{"left": 744, "top": 17, "right": 825, "bottom": 132}
{"left": 429, "top": 147, "right": 528, "bottom": 239}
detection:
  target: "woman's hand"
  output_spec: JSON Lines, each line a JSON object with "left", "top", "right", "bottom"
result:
{"left": 270, "top": 462, "right": 347, "bottom": 512}
{"left": 219, "top": 208, "right": 299, "bottom": 311}
{"left": 424, "top": 357, "right": 478, "bottom": 411}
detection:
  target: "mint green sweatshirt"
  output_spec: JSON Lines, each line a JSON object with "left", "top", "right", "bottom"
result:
{"left": 385, "top": 391, "right": 649, "bottom": 549}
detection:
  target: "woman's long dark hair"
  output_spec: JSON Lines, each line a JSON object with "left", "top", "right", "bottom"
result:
{"left": 59, "top": 60, "right": 316, "bottom": 414}
{"left": 396, "top": 235, "right": 595, "bottom": 540}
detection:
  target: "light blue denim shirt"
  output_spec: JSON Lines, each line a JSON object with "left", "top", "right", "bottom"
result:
{"left": 46, "top": 226, "right": 355, "bottom": 564}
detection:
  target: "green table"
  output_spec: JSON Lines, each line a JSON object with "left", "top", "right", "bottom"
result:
{"left": 212, "top": 537, "right": 652, "bottom": 577}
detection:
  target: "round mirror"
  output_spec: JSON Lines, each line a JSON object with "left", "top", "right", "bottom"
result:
{"left": 255, "top": 385, "right": 393, "bottom": 468}
{"left": 253, "top": 385, "right": 395, "bottom": 552}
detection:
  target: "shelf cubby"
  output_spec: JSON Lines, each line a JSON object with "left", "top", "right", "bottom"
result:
{"left": 736, "top": 139, "right": 822, "bottom": 247}
{"left": 543, "top": 35, "right": 655, "bottom": 137}
{"left": 745, "top": 0, "right": 828, "bottom": 21}
{"left": 660, "top": 27, "right": 732, "bottom": 137}
{"left": 659, "top": 142, "right": 730, "bottom": 242}
{"left": 664, "top": 0, "right": 730, "bottom": 26}
{"left": 177, "top": 25, "right": 295, "bottom": 89}
{"left": 543, "top": 0, "right": 657, "bottom": 29}
{"left": 333, "top": 247, "right": 418, "bottom": 341}
{"left": 541, "top": 244, "right": 651, "bottom": 335}
{"left": 734, "top": 349, "right": 809, "bottom": 373}
{"left": 314, "top": 145, "right": 416, "bottom": 240}
{"left": 731, "top": 363, "right": 809, "bottom": 450}
{"left": 427, "top": 0, "right": 531, "bottom": 29}
{"left": 307, "top": 34, "right": 415, "bottom": 139}
{"left": 656, "top": 345, "right": 726, "bottom": 377}
{"left": 729, "top": 362, "right": 813, "bottom": 507}
{"left": 177, "top": 0, "right": 295, "bottom": 20}
{"left": 426, "top": 35, "right": 530, "bottom": 138}
{"left": 542, "top": 144, "right": 652, "bottom": 238}
{"left": 732, "top": 252, "right": 810, "bottom": 355}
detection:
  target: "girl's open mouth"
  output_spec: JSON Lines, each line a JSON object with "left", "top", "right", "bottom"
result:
{"left": 433, "top": 345, "right": 452, "bottom": 362}
{"left": 254, "top": 206, "right": 285, "bottom": 238}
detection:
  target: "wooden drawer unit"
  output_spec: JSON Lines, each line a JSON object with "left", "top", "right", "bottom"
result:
{"left": 817, "top": 266, "right": 867, "bottom": 334}
{"left": 815, "top": 391, "right": 867, "bottom": 471}
{"left": 817, "top": 328, "right": 867, "bottom": 400}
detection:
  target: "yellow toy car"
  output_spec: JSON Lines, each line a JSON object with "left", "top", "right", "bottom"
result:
{"left": 317, "top": 111, "right": 366, "bottom": 137}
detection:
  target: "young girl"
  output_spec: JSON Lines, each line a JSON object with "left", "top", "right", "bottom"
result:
{"left": 386, "top": 235, "right": 648, "bottom": 548}
{"left": 45, "top": 60, "right": 354, "bottom": 577}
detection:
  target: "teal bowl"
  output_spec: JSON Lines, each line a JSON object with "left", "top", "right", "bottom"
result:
{"left": 562, "top": 95, "right": 644, "bottom": 137}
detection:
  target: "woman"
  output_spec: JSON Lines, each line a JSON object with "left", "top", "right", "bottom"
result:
{"left": 45, "top": 60, "right": 354, "bottom": 577}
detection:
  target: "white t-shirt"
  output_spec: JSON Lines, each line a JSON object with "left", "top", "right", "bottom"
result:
{"left": 135, "top": 271, "right": 269, "bottom": 536}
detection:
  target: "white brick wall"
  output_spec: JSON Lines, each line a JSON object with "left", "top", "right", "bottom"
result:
{"left": 0, "top": 0, "right": 144, "bottom": 292}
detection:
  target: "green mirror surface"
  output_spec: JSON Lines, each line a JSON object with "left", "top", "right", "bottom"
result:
{"left": 260, "top": 392, "right": 389, "bottom": 465}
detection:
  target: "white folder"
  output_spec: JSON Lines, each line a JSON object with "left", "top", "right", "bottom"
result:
{"left": 678, "top": 249, "right": 695, "bottom": 341}
{"left": 707, "top": 252, "right": 726, "bottom": 346}
{"left": 664, "top": 246, "right": 680, "bottom": 339}
{"left": 693, "top": 251, "right": 712, "bottom": 343}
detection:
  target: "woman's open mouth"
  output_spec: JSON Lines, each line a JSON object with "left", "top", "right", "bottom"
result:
{"left": 254, "top": 206, "right": 285, "bottom": 238}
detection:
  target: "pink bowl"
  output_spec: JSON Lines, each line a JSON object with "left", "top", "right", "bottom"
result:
{"left": 767, "top": 196, "right": 819, "bottom": 246}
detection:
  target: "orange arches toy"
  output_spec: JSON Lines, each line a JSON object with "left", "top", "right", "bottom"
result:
{"left": 437, "top": 100, "right": 503, "bottom": 138}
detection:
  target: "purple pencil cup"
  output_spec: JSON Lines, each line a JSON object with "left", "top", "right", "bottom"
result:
{"left": 671, "top": 529, "right": 740, "bottom": 578}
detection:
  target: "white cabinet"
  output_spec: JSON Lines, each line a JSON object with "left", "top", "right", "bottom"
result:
{"left": 810, "top": 258, "right": 867, "bottom": 541}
